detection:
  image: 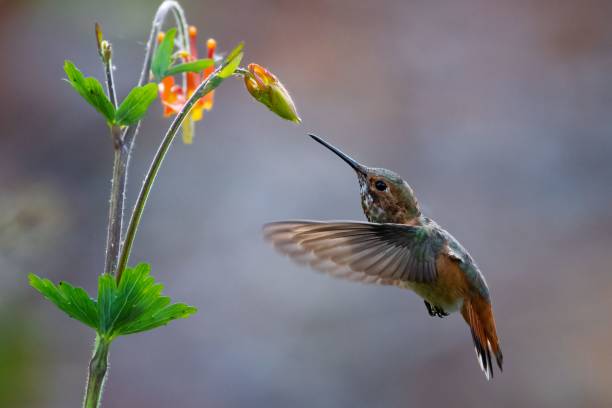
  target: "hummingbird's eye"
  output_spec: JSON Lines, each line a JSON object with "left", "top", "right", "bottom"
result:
{"left": 374, "top": 180, "right": 387, "bottom": 192}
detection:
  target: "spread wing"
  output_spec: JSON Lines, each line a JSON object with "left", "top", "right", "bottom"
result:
{"left": 263, "top": 221, "right": 444, "bottom": 285}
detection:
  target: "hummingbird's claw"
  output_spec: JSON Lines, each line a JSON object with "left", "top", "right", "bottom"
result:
{"left": 424, "top": 300, "right": 448, "bottom": 318}
{"left": 424, "top": 301, "right": 435, "bottom": 316}
{"left": 434, "top": 306, "right": 449, "bottom": 318}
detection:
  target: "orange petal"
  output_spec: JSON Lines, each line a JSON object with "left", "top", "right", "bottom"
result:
{"left": 187, "top": 72, "right": 201, "bottom": 95}
{"left": 163, "top": 105, "right": 176, "bottom": 117}
{"left": 159, "top": 76, "right": 175, "bottom": 101}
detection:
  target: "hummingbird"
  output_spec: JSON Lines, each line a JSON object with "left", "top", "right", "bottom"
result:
{"left": 263, "top": 134, "right": 503, "bottom": 379}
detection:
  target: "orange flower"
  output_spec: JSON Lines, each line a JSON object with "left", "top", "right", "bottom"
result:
{"left": 157, "top": 26, "right": 217, "bottom": 143}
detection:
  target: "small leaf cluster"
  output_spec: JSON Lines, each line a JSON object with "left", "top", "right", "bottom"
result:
{"left": 151, "top": 28, "right": 214, "bottom": 82}
{"left": 29, "top": 264, "right": 196, "bottom": 341}
{"left": 64, "top": 61, "right": 158, "bottom": 127}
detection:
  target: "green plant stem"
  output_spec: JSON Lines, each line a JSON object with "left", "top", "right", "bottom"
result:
{"left": 234, "top": 67, "right": 249, "bottom": 76}
{"left": 102, "top": 46, "right": 123, "bottom": 276}
{"left": 83, "top": 336, "right": 111, "bottom": 408}
{"left": 116, "top": 67, "right": 231, "bottom": 281}
{"left": 104, "top": 57, "right": 118, "bottom": 108}
{"left": 104, "top": 131, "right": 128, "bottom": 276}
{"left": 83, "top": 3, "right": 190, "bottom": 407}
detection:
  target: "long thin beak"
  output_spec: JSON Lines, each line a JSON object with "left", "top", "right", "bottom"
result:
{"left": 309, "top": 134, "right": 368, "bottom": 176}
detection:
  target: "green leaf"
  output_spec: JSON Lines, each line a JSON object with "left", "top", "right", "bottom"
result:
{"left": 225, "top": 42, "right": 244, "bottom": 66}
{"left": 118, "top": 303, "right": 197, "bottom": 335}
{"left": 165, "top": 59, "right": 215, "bottom": 76}
{"left": 151, "top": 28, "right": 177, "bottom": 81}
{"left": 98, "top": 263, "right": 197, "bottom": 339}
{"left": 29, "top": 274, "right": 98, "bottom": 329}
{"left": 218, "top": 42, "right": 244, "bottom": 79}
{"left": 96, "top": 273, "right": 115, "bottom": 335}
{"left": 29, "top": 264, "right": 196, "bottom": 340}
{"left": 64, "top": 60, "right": 115, "bottom": 124}
{"left": 114, "top": 83, "right": 158, "bottom": 126}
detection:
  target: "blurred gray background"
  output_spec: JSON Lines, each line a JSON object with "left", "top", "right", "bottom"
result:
{"left": 1, "top": 0, "right": 612, "bottom": 406}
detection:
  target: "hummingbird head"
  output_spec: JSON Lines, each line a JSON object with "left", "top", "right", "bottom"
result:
{"left": 309, "top": 134, "right": 421, "bottom": 224}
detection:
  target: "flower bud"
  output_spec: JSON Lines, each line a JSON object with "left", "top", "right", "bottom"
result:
{"left": 100, "top": 40, "right": 112, "bottom": 63}
{"left": 95, "top": 23, "right": 112, "bottom": 63}
{"left": 244, "top": 63, "right": 301, "bottom": 124}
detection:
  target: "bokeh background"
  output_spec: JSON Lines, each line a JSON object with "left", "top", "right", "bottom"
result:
{"left": 1, "top": 0, "right": 612, "bottom": 406}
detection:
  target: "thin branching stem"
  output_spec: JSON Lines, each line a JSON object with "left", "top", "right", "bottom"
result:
{"left": 103, "top": 130, "right": 126, "bottom": 276}
{"left": 103, "top": 56, "right": 118, "bottom": 108}
{"left": 84, "top": 2, "right": 191, "bottom": 407}
{"left": 102, "top": 43, "right": 124, "bottom": 275}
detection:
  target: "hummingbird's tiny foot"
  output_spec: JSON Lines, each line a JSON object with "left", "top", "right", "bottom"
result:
{"left": 433, "top": 305, "right": 449, "bottom": 318}
{"left": 424, "top": 301, "right": 436, "bottom": 317}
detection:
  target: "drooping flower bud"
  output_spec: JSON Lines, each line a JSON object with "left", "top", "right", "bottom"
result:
{"left": 244, "top": 63, "right": 301, "bottom": 124}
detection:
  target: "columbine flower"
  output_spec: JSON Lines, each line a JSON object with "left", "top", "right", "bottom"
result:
{"left": 244, "top": 63, "right": 301, "bottom": 124}
{"left": 157, "top": 26, "right": 217, "bottom": 144}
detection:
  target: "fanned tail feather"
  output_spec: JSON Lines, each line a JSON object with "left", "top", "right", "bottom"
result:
{"left": 461, "top": 299, "right": 503, "bottom": 380}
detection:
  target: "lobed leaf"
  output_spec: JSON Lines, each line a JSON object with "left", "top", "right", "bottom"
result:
{"left": 30, "top": 264, "right": 196, "bottom": 340}
{"left": 64, "top": 60, "right": 115, "bottom": 124}
{"left": 96, "top": 273, "right": 115, "bottom": 335}
{"left": 114, "top": 83, "right": 158, "bottom": 126}
{"left": 97, "top": 263, "right": 197, "bottom": 339}
{"left": 29, "top": 274, "right": 98, "bottom": 329}
{"left": 117, "top": 303, "right": 197, "bottom": 335}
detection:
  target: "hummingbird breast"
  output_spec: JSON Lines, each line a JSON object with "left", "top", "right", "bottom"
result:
{"left": 397, "top": 253, "right": 470, "bottom": 313}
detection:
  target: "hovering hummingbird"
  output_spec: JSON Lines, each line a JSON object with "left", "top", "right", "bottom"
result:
{"left": 263, "top": 134, "right": 503, "bottom": 379}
